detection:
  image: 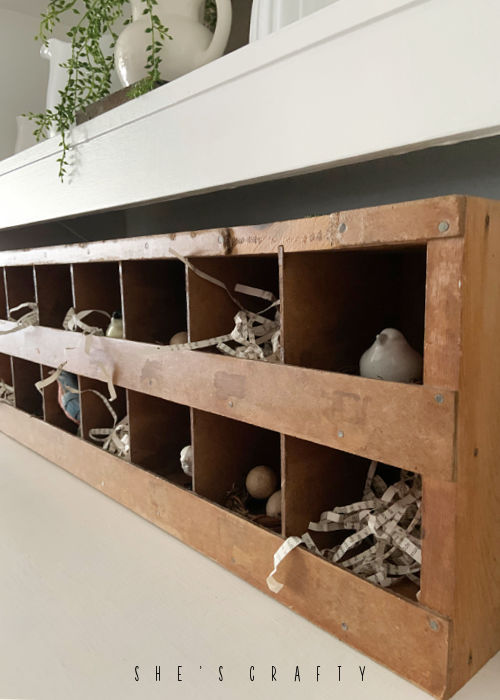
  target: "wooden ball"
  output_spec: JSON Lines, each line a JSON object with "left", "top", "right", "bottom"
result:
{"left": 169, "top": 331, "right": 188, "bottom": 345}
{"left": 246, "top": 466, "right": 278, "bottom": 499}
{"left": 266, "top": 490, "right": 282, "bottom": 518}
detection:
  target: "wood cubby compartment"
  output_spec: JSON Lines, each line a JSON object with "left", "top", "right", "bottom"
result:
{"left": 41, "top": 365, "right": 79, "bottom": 435}
{"left": 283, "top": 436, "right": 419, "bottom": 601}
{"left": 71, "top": 262, "right": 122, "bottom": 333}
{"left": 0, "top": 351, "right": 12, "bottom": 385}
{"left": 281, "top": 246, "right": 426, "bottom": 375}
{"left": 11, "top": 357, "right": 42, "bottom": 417}
{"left": 192, "top": 409, "right": 281, "bottom": 531}
{"left": 283, "top": 436, "right": 370, "bottom": 542}
{"left": 187, "top": 255, "right": 279, "bottom": 346}
{"left": 128, "top": 390, "right": 191, "bottom": 486}
{"left": 35, "top": 264, "right": 73, "bottom": 329}
{"left": 78, "top": 375, "right": 127, "bottom": 446}
{"left": 4, "top": 265, "right": 35, "bottom": 317}
{"left": 121, "top": 259, "right": 187, "bottom": 343}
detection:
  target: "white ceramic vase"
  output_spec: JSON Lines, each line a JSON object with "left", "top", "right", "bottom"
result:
{"left": 40, "top": 38, "right": 72, "bottom": 138}
{"left": 14, "top": 116, "right": 37, "bottom": 154}
{"left": 115, "top": 0, "right": 232, "bottom": 87}
{"left": 249, "top": 0, "right": 338, "bottom": 41}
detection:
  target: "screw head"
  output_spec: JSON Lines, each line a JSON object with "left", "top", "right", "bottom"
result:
{"left": 228, "top": 400, "right": 234, "bottom": 407}
{"left": 429, "top": 619, "right": 439, "bottom": 631}
{"left": 438, "top": 220, "right": 450, "bottom": 233}
{"left": 434, "top": 394, "right": 444, "bottom": 404}
{"left": 338, "top": 222, "right": 347, "bottom": 234}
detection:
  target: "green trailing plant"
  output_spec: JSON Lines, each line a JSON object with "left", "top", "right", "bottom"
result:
{"left": 26, "top": 0, "right": 173, "bottom": 180}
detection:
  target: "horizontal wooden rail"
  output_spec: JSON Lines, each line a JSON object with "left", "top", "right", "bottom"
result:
{"left": 0, "top": 196, "right": 464, "bottom": 266}
{"left": 0, "top": 325, "right": 456, "bottom": 478}
{"left": 0, "top": 403, "right": 450, "bottom": 698}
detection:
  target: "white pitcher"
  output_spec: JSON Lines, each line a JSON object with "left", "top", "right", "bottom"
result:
{"left": 40, "top": 39, "right": 72, "bottom": 137}
{"left": 115, "top": 0, "right": 232, "bottom": 86}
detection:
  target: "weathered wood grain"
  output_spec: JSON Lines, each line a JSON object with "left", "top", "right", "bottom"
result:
{"left": 0, "top": 326, "right": 456, "bottom": 478}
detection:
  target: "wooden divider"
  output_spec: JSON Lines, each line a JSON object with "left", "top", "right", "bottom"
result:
{"left": 192, "top": 409, "right": 281, "bottom": 531}
{"left": 281, "top": 246, "right": 427, "bottom": 373}
{"left": 0, "top": 269, "right": 7, "bottom": 319}
{"left": 128, "top": 389, "right": 191, "bottom": 486}
{"left": 71, "top": 262, "right": 122, "bottom": 333}
{"left": 4, "top": 265, "right": 35, "bottom": 315}
{"left": 120, "top": 259, "right": 187, "bottom": 343}
{"left": 11, "top": 357, "right": 42, "bottom": 416}
{"left": 35, "top": 264, "right": 73, "bottom": 329}
{"left": 78, "top": 376, "right": 127, "bottom": 443}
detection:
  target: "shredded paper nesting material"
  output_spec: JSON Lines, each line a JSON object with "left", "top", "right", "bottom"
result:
{"left": 267, "top": 462, "right": 422, "bottom": 594}
{"left": 166, "top": 250, "right": 281, "bottom": 362}
{"left": 0, "top": 379, "right": 14, "bottom": 405}
{"left": 89, "top": 415, "right": 130, "bottom": 459}
{"left": 0, "top": 302, "right": 39, "bottom": 335}
{"left": 63, "top": 307, "right": 111, "bottom": 354}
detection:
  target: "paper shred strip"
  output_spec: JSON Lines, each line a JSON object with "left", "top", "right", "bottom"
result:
{"left": 168, "top": 250, "right": 281, "bottom": 363}
{"left": 89, "top": 416, "right": 130, "bottom": 459}
{"left": 35, "top": 362, "right": 68, "bottom": 395}
{"left": 0, "top": 302, "right": 39, "bottom": 335}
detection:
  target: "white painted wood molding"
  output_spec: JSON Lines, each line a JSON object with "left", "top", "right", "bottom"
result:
{"left": 1, "top": 0, "right": 500, "bottom": 229}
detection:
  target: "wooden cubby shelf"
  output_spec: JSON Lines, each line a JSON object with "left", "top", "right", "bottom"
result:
{"left": 128, "top": 389, "right": 191, "bottom": 486}
{"left": 121, "top": 259, "right": 187, "bottom": 344}
{"left": 0, "top": 195, "right": 498, "bottom": 700}
{"left": 72, "top": 262, "right": 122, "bottom": 333}
{"left": 192, "top": 409, "right": 281, "bottom": 532}
{"left": 282, "top": 246, "right": 426, "bottom": 373}
{"left": 35, "top": 264, "right": 73, "bottom": 329}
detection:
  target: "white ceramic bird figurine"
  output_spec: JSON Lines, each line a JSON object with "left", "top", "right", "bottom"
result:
{"left": 180, "top": 445, "right": 193, "bottom": 477}
{"left": 359, "top": 328, "right": 423, "bottom": 383}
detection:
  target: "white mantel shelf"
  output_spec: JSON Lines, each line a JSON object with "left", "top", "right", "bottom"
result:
{"left": 1, "top": 0, "right": 500, "bottom": 230}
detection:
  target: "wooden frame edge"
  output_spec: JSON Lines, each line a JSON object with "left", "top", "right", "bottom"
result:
{"left": 0, "top": 195, "right": 465, "bottom": 267}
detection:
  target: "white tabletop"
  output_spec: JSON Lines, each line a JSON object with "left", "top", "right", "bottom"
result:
{"left": 0, "top": 432, "right": 498, "bottom": 700}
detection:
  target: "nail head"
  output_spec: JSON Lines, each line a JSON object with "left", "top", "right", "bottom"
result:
{"left": 438, "top": 220, "right": 450, "bottom": 233}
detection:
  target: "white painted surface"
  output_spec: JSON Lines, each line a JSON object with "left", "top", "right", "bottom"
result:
{"left": 1, "top": 0, "right": 500, "bottom": 230}
{"left": 0, "top": 431, "right": 498, "bottom": 699}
